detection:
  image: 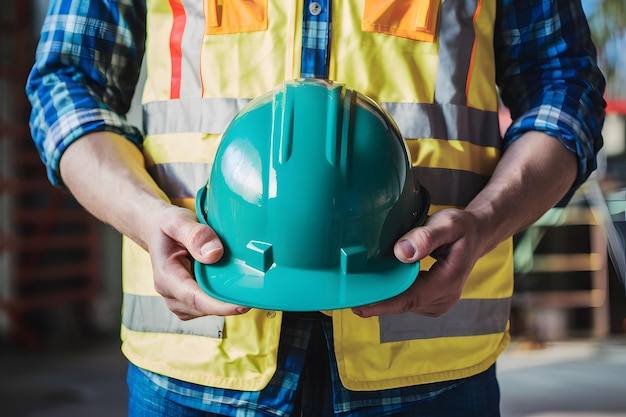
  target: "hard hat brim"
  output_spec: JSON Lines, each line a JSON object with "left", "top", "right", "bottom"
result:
{"left": 194, "top": 257, "right": 420, "bottom": 311}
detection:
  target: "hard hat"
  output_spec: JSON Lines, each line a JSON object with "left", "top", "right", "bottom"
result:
{"left": 194, "top": 79, "right": 429, "bottom": 311}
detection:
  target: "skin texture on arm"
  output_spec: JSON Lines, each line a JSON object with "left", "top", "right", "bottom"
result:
{"left": 353, "top": 131, "right": 578, "bottom": 318}
{"left": 59, "top": 131, "right": 250, "bottom": 320}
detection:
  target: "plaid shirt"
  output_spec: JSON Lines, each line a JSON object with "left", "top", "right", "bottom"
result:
{"left": 26, "top": 0, "right": 606, "bottom": 416}
{"left": 301, "top": 0, "right": 331, "bottom": 78}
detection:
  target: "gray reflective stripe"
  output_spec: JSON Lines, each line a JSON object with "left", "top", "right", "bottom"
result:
{"left": 144, "top": 99, "right": 500, "bottom": 148}
{"left": 382, "top": 102, "right": 501, "bottom": 147}
{"left": 122, "top": 293, "right": 225, "bottom": 338}
{"left": 379, "top": 297, "right": 511, "bottom": 343}
{"left": 143, "top": 98, "right": 251, "bottom": 135}
{"left": 435, "top": 0, "right": 478, "bottom": 104}
{"left": 414, "top": 167, "right": 490, "bottom": 207}
{"left": 147, "top": 162, "right": 212, "bottom": 199}
{"left": 179, "top": 0, "right": 204, "bottom": 98}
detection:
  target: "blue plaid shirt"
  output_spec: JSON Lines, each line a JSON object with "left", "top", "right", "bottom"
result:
{"left": 26, "top": 0, "right": 606, "bottom": 416}
{"left": 301, "top": 0, "right": 331, "bottom": 78}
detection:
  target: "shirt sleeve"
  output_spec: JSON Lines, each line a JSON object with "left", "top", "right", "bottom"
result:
{"left": 25, "top": 0, "right": 146, "bottom": 186}
{"left": 495, "top": 0, "right": 606, "bottom": 203}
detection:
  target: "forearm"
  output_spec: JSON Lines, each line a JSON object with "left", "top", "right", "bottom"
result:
{"left": 59, "top": 131, "right": 171, "bottom": 250}
{"left": 465, "top": 131, "right": 577, "bottom": 257}
{"left": 59, "top": 131, "right": 248, "bottom": 317}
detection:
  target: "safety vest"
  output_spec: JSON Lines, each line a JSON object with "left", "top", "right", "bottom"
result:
{"left": 122, "top": 0, "right": 513, "bottom": 391}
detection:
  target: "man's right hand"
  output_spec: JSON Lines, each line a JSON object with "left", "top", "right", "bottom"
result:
{"left": 59, "top": 131, "right": 249, "bottom": 320}
{"left": 146, "top": 204, "right": 250, "bottom": 320}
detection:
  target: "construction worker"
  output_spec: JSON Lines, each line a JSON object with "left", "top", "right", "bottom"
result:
{"left": 26, "top": 0, "right": 606, "bottom": 416}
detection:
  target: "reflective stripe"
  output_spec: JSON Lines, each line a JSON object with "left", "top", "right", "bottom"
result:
{"left": 435, "top": 0, "right": 478, "bottom": 104}
{"left": 379, "top": 297, "right": 511, "bottom": 343}
{"left": 122, "top": 293, "right": 225, "bottom": 338}
{"left": 121, "top": 293, "right": 509, "bottom": 342}
{"left": 382, "top": 102, "right": 500, "bottom": 147}
{"left": 147, "top": 161, "right": 211, "bottom": 199}
{"left": 179, "top": 0, "right": 204, "bottom": 98}
{"left": 414, "top": 167, "right": 490, "bottom": 207}
{"left": 143, "top": 97, "right": 251, "bottom": 135}
{"left": 143, "top": 98, "right": 501, "bottom": 147}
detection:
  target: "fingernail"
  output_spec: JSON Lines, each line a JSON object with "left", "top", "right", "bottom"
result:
{"left": 397, "top": 239, "right": 416, "bottom": 258}
{"left": 352, "top": 309, "right": 363, "bottom": 317}
{"left": 236, "top": 307, "right": 250, "bottom": 314}
{"left": 201, "top": 241, "right": 220, "bottom": 257}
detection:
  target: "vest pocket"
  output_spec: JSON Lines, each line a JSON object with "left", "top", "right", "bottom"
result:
{"left": 204, "top": 0, "right": 268, "bottom": 35}
{"left": 362, "top": 0, "right": 440, "bottom": 42}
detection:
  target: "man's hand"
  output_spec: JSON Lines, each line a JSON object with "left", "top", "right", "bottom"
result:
{"left": 147, "top": 205, "right": 250, "bottom": 320}
{"left": 59, "top": 131, "right": 249, "bottom": 320}
{"left": 351, "top": 131, "right": 579, "bottom": 319}
{"left": 351, "top": 208, "right": 482, "bottom": 318}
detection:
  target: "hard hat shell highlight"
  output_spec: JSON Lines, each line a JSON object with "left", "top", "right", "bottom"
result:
{"left": 195, "top": 79, "right": 429, "bottom": 311}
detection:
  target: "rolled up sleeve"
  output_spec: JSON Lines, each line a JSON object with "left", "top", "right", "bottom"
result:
{"left": 495, "top": 0, "right": 606, "bottom": 203}
{"left": 25, "top": 0, "right": 146, "bottom": 186}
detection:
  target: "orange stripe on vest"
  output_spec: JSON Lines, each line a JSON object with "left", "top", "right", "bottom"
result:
{"left": 169, "top": 0, "right": 186, "bottom": 99}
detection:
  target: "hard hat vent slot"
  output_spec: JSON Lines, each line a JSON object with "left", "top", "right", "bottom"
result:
{"left": 245, "top": 241, "right": 274, "bottom": 272}
{"left": 340, "top": 245, "right": 368, "bottom": 274}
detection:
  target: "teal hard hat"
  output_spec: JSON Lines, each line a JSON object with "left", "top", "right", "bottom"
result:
{"left": 194, "top": 79, "right": 429, "bottom": 311}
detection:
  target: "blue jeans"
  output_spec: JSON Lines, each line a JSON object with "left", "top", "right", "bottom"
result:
{"left": 127, "top": 362, "right": 500, "bottom": 417}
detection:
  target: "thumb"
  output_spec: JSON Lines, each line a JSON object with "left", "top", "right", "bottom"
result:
{"left": 194, "top": 227, "right": 224, "bottom": 264}
{"left": 393, "top": 222, "right": 441, "bottom": 264}
{"left": 162, "top": 207, "right": 224, "bottom": 264}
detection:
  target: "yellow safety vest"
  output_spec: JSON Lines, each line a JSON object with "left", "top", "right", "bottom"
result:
{"left": 122, "top": 0, "right": 513, "bottom": 391}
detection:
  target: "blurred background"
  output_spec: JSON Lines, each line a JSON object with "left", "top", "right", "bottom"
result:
{"left": 1, "top": 1, "right": 625, "bottom": 416}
